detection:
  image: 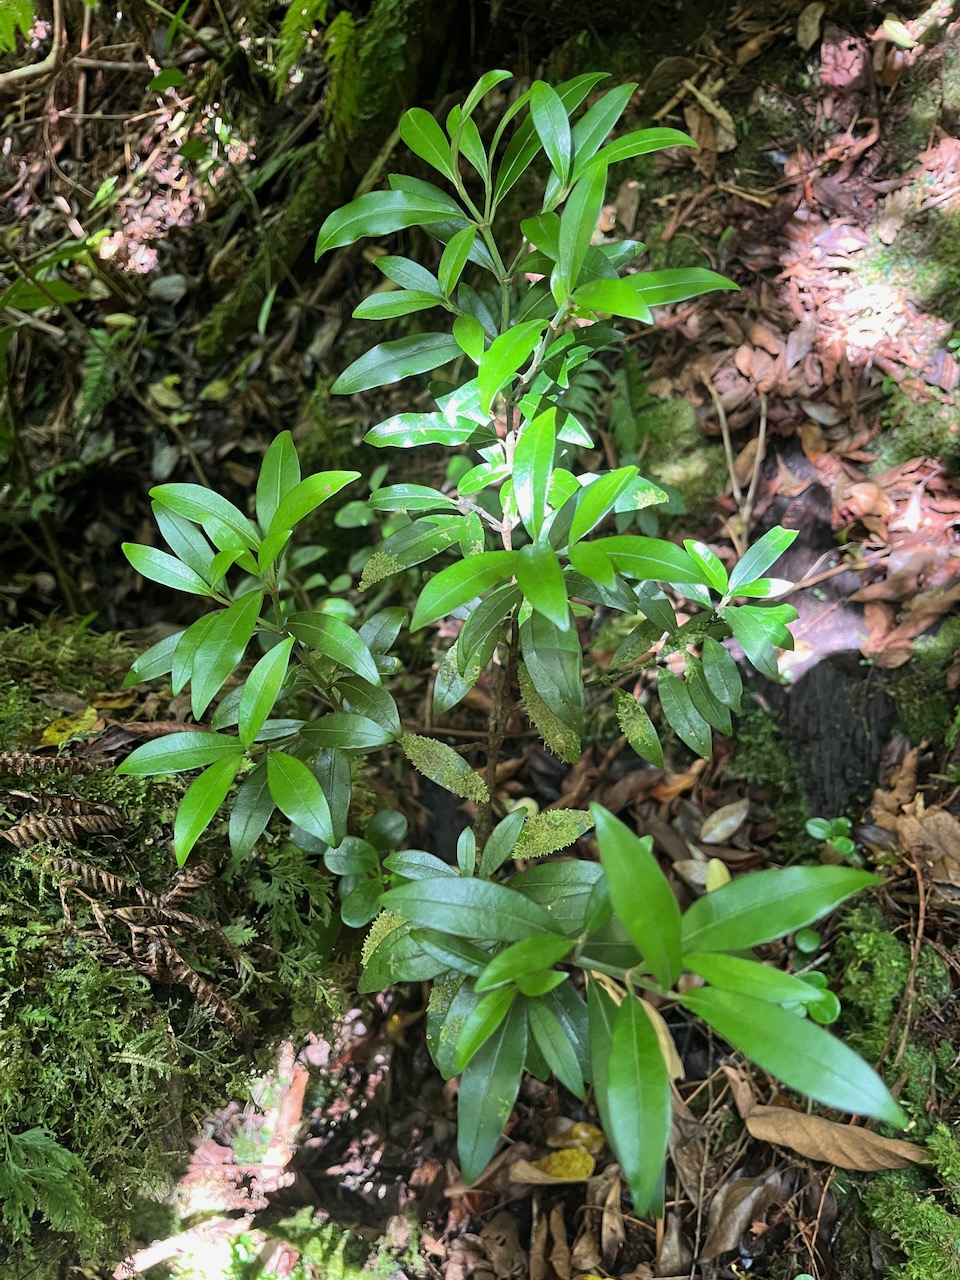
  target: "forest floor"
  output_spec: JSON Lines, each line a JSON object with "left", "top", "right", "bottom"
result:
{"left": 3, "top": 1, "right": 960, "bottom": 1278}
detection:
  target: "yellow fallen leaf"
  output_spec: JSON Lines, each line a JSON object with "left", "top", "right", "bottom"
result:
{"left": 510, "top": 1148, "right": 596, "bottom": 1183}
{"left": 41, "top": 706, "right": 98, "bottom": 746}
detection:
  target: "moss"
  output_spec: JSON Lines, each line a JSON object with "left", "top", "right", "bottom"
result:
{"left": 641, "top": 219, "right": 713, "bottom": 273}
{"left": 730, "top": 707, "right": 810, "bottom": 848}
{"left": 864, "top": 1175, "right": 960, "bottom": 1280}
{"left": 872, "top": 384, "right": 960, "bottom": 474}
{"left": 884, "top": 616, "right": 960, "bottom": 745}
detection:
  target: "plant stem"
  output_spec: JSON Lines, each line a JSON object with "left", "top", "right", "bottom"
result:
{"left": 474, "top": 621, "right": 519, "bottom": 854}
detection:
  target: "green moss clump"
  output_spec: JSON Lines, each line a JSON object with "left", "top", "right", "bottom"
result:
{"left": 872, "top": 385, "right": 960, "bottom": 474}
{"left": 864, "top": 1175, "right": 960, "bottom": 1280}
{"left": 730, "top": 708, "right": 810, "bottom": 848}
{"left": 884, "top": 615, "right": 960, "bottom": 745}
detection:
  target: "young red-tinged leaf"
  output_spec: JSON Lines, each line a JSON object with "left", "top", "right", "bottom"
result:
{"left": 381, "top": 877, "right": 564, "bottom": 943}
{"left": 411, "top": 551, "right": 519, "bottom": 631}
{"left": 150, "top": 483, "right": 261, "bottom": 549}
{"left": 477, "top": 320, "right": 550, "bottom": 414}
{"left": 527, "top": 997, "right": 585, "bottom": 1099}
{"left": 316, "top": 188, "right": 462, "bottom": 259}
{"left": 267, "top": 750, "right": 334, "bottom": 844}
{"left": 229, "top": 760, "right": 274, "bottom": 858}
{"left": 582, "top": 127, "right": 695, "bottom": 174}
{"left": 333, "top": 334, "right": 462, "bottom": 395}
{"left": 190, "top": 591, "right": 263, "bottom": 720}
{"left": 607, "top": 995, "right": 672, "bottom": 1213}
{"left": 701, "top": 636, "right": 742, "bottom": 712}
{"left": 554, "top": 163, "right": 606, "bottom": 299}
{"left": 657, "top": 670, "right": 713, "bottom": 758}
{"left": 116, "top": 730, "right": 244, "bottom": 776}
{"left": 124, "top": 628, "right": 184, "bottom": 686}
{"left": 398, "top": 107, "right": 457, "bottom": 180}
{"left": 681, "top": 865, "right": 880, "bottom": 954}
{"left": 286, "top": 610, "right": 380, "bottom": 685}
{"left": 352, "top": 289, "right": 444, "bottom": 320}
{"left": 590, "top": 804, "right": 681, "bottom": 988}
{"left": 570, "top": 275, "right": 655, "bottom": 322}
{"left": 440, "top": 225, "right": 478, "bottom": 297}
{"left": 530, "top": 81, "right": 572, "bottom": 187}
{"left": 568, "top": 468, "right": 639, "bottom": 543}
{"left": 173, "top": 754, "right": 242, "bottom": 866}
{"left": 514, "top": 409, "right": 557, "bottom": 539}
{"left": 256, "top": 431, "right": 301, "bottom": 532}
{"left": 723, "top": 606, "right": 781, "bottom": 681}
{"left": 516, "top": 543, "right": 569, "bottom": 630}
{"left": 614, "top": 690, "right": 664, "bottom": 767}
{"left": 456, "top": 986, "right": 516, "bottom": 1071}
{"left": 238, "top": 637, "right": 294, "bottom": 748}
{"left": 683, "top": 539, "right": 728, "bottom": 594}
{"left": 568, "top": 541, "right": 617, "bottom": 589}
{"left": 122, "top": 544, "right": 214, "bottom": 597}
{"left": 458, "top": 999, "right": 528, "bottom": 1183}
{"left": 679, "top": 986, "right": 906, "bottom": 1127}
{"left": 729, "top": 525, "right": 799, "bottom": 593}
{"left": 474, "top": 934, "right": 573, "bottom": 992}
{"left": 592, "top": 535, "right": 701, "bottom": 583}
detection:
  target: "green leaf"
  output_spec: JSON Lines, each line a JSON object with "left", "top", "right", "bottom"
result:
{"left": 494, "top": 73, "right": 607, "bottom": 205}
{"left": 459, "top": 582, "right": 520, "bottom": 671}
{"left": 399, "top": 732, "right": 489, "bottom": 803}
{"left": 116, "top": 730, "right": 243, "bottom": 776}
{"left": 376, "top": 255, "right": 445, "bottom": 296}
{"left": 399, "top": 106, "right": 457, "bottom": 181}
{"left": 460, "top": 68, "right": 513, "bottom": 120}
{"left": 658, "top": 670, "right": 713, "bottom": 758}
{"left": 338, "top": 676, "right": 402, "bottom": 735}
{"left": 587, "top": 978, "right": 618, "bottom": 1134}
{"left": 456, "top": 986, "right": 516, "bottom": 1071}
{"left": 608, "top": 995, "right": 672, "bottom": 1213}
{"left": 593, "top": 535, "right": 701, "bottom": 583}
{"left": 229, "top": 761, "right": 274, "bottom": 858}
{"left": 514, "top": 408, "right": 557, "bottom": 539}
{"left": 173, "top": 754, "right": 241, "bottom": 865}
{"left": 683, "top": 952, "right": 832, "bottom": 1008}
{"left": 149, "top": 67, "right": 186, "bottom": 91}
{"left": 256, "top": 431, "right": 301, "bottom": 532}
{"left": 458, "top": 998, "right": 528, "bottom": 1183}
{"left": 413, "top": 931, "right": 489, "bottom": 977}
{"left": 267, "top": 750, "right": 334, "bottom": 844}
{"left": 617, "top": 267, "right": 739, "bottom": 308}
{"left": 477, "top": 809, "right": 526, "bottom": 878}
{"left": 353, "top": 289, "right": 443, "bottom": 320}
{"left": 238, "top": 637, "right": 294, "bottom": 748}
{"left": 682, "top": 540, "right": 728, "bottom": 593}
{"left": 520, "top": 611, "right": 584, "bottom": 731}
{"left": 341, "top": 880, "right": 384, "bottom": 929}
{"left": 516, "top": 543, "right": 569, "bottom": 631}
{"left": 530, "top": 81, "right": 572, "bottom": 187}
{"left": 582, "top": 126, "right": 696, "bottom": 173}
{"left": 359, "top": 918, "right": 447, "bottom": 992}
{"left": 723, "top": 605, "right": 781, "bottom": 681}
{"left": 439, "top": 224, "right": 478, "bottom": 297}
{"left": 678, "top": 987, "right": 906, "bottom": 1126}
{"left": 122, "top": 544, "right": 213, "bottom": 597}
{"left": 683, "top": 657, "right": 732, "bottom": 735}
{"left": 568, "top": 468, "right": 639, "bottom": 543}
{"left": 729, "top": 577, "right": 792, "bottom": 599}
{"left": 301, "top": 712, "right": 396, "bottom": 750}
{"left": 315, "top": 188, "right": 461, "bottom": 258}
{"left": 701, "top": 636, "right": 742, "bottom": 712}
{"left": 729, "top": 526, "right": 799, "bottom": 592}
{"left": 286, "top": 610, "right": 380, "bottom": 684}
{"left": 367, "top": 484, "right": 456, "bottom": 512}
{"left": 555, "top": 163, "right": 606, "bottom": 298}
{"left": 527, "top": 998, "right": 585, "bottom": 1099}
{"left": 453, "top": 314, "right": 485, "bottom": 363}
{"left": 150, "top": 483, "right": 261, "bottom": 549}
{"left": 385, "top": 850, "right": 458, "bottom": 880}
{"left": 124, "top": 629, "right": 184, "bottom": 686}
{"left": 510, "top": 860, "right": 601, "bottom": 933}
{"left": 521, "top": 212, "right": 561, "bottom": 258}
{"left": 381, "top": 876, "right": 565, "bottom": 942}
{"left": 332, "top": 334, "right": 461, "bottom": 395}
{"left": 477, "top": 320, "right": 550, "bottom": 414}
{"left": 569, "top": 82, "right": 637, "bottom": 180}
{"left": 411, "top": 551, "right": 519, "bottom": 631}
{"left": 368, "top": 515, "right": 466, "bottom": 578}
{"left": 153, "top": 505, "right": 216, "bottom": 581}
{"left": 190, "top": 591, "right": 263, "bottom": 719}
{"left": 614, "top": 690, "right": 663, "bottom": 767}
{"left": 365, "top": 410, "right": 481, "bottom": 448}
{"left": 474, "top": 934, "right": 573, "bottom": 992}
{"left": 591, "top": 804, "right": 681, "bottom": 988}
{"left": 172, "top": 614, "right": 217, "bottom": 695}
{"left": 681, "top": 866, "right": 880, "bottom": 953}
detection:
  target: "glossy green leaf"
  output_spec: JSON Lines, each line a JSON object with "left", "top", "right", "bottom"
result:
{"left": 173, "top": 754, "right": 241, "bottom": 866}
{"left": 593, "top": 535, "right": 701, "bottom": 583}
{"left": 371, "top": 515, "right": 465, "bottom": 575}
{"left": 614, "top": 690, "right": 664, "bottom": 767}
{"left": 353, "top": 289, "right": 443, "bottom": 320}
{"left": 286, "top": 610, "right": 380, "bottom": 684}
{"left": 729, "top": 526, "right": 798, "bottom": 592}
{"left": 381, "top": 877, "right": 565, "bottom": 942}
{"left": 510, "top": 860, "right": 601, "bottom": 933}
{"left": 459, "top": 68, "right": 513, "bottom": 121}
{"left": 684, "top": 657, "right": 733, "bottom": 736}
{"left": 341, "top": 880, "right": 384, "bottom": 928}
{"left": 337, "top": 676, "right": 402, "bottom": 735}
{"left": 385, "top": 850, "right": 458, "bottom": 880}
{"left": 190, "top": 591, "right": 263, "bottom": 719}
{"left": 521, "top": 212, "right": 561, "bottom": 258}
{"left": 569, "top": 468, "right": 639, "bottom": 543}
{"left": 527, "top": 998, "right": 585, "bottom": 1099}
{"left": 567, "top": 541, "right": 617, "bottom": 589}
{"left": 681, "top": 539, "right": 728, "bottom": 593}
{"left": 569, "top": 82, "right": 637, "bottom": 180}
{"left": 411, "top": 551, "right": 519, "bottom": 631}
{"left": 530, "top": 81, "right": 572, "bottom": 187}
{"left": 700, "top": 636, "right": 743, "bottom": 711}
{"left": 608, "top": 995, "right": 672, "bottom": 1213}
{"left": 476, "top": 809, "right": 526, "bottom": 878}
{"left": 122, "top": 544, "right": 213, "bottom": 597}
{"left": 477, "top": 320, "right": 549, "bottom": 414}
{"left": 514, "top": 408, "right": 557, "bottom": 539}
{"left": 367, "top": 484, "right": 455, "bottom": 512}
{"left": 474, "top": 934, "right": 573, "bottom": 992}
{"left": 572, "top": 273, "right": 658, "bottom": 320}
{"left": 229, "top": 760, "right": 274, "bottom": 858}
{"left": 333, "top": 334, "right": 461, "bottom": 395}
{"left": 658, "top": 670, "right": 713, "bottom": 758}
{"left": 399, "top": 106, "right": 457, "bottom": 180}
{"left": 124, "top": 629, "right": 184, "bottom": 686}
{"left": 301, "top": 712, "right": 396, "bottom": 750}
{"left": 542, "top": 983, "right": 591, "bottom": 1079}
{"left": 723, "top": 605, "right": 781, "bottom": 681}
{"left": 171, "top": 614, "right": 217, "bottom": 696}
{"left": 516, "top": 543, "right": 568, "bottom": 630}
{"left": 555, "top": 163, "right": 606, "bottom": 298}
{"left": 459, "top": 583, "right": 519, "bottom": 672}
{"left": 456, "top": 986, "right": 516, "bottom": 1071}
{"left": 582, "top": 126, "right": 696, "bottom": 173}
{"left": 681, "top": 866, "right": 880, "bottom": 953}
{"left": 413, "top": 930, "right": 489, "bottom": 976}
{"left": 679, "top": 986, "right": 906, "bottom": 1126}
{"left": 683, "top": 952, "right": 831, "bottom": 1007}
{"left": 150, "top": 483, "right": 261, "bottom": 549}
{"left": 256, "top": 431, "right": 301, "bottom": 532}
{"left": 266, "top": 750, "right": 334, "bottom": 844}
{"left": 453, "top": 314, "right": 485, "bottom": 363}
{"left": 587, "top": 979, "right": 618, "bottom": 1134}
{"left": 238, "top": 636, "right": 294, "bottom": 748}
{"left": 376, "top": 255, "right": 445, "bottom": 296}
{"left": 494, "top": 73, "right": 607, "bottom": 204}
{"left": 324, "top": 836, "right": 379, "bottom": 876}
{"left": 617, "top": 267, "right": 738, "bottom": 308}
{"left": 153, "top": 504, "right": 216, "bottom": 580}
{"left": 458, "top": 1000, "right": 528, "bottom": 1185}
{"left": 116, "top": 730, "right": 243, "bottom": 776}
{"left": 365, "top": 410, "right": 481, "bottom": 448}
{"left": 591, "top": 804, "right": 681, "bottom": 988}
{"left": 315, "top": 188, "right": 461, "bottom": 258}
{"left": 359, "top": 919, "right": 447, "bottom": 992}
{"left": 358, "top": 607, "right": 406, "bottom": 654}
{"left": 439, "top": 224, "right": 477, "bottom": 296}
{"left": 519, "top": 611, "right": 584, "bottom": 734}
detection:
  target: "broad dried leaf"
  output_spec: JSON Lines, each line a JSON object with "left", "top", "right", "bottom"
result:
{"left": 698, "top": 1172, "right": 782, "bottom": 1262}
{"left": 896, "top": 807, "right": 960, "bottom": 887}
{"left": 700, "top": 798, "right": 750, "bottom": 845}
{"left": 745, "top": 1106, "right": 927, "bottom": 1171}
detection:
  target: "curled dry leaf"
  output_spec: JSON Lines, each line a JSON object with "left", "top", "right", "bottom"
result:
{"left": 896, "top": 807, "right": 960, "bottom": 887}
{"left": 745, "top": 1105, "right": 927, "bottom": 1171}
{"left": 698, "top": 1171, "right": 782, "bottom": 1262}
{"left": 700, "top": 798, "right": 750, "bottom": 845}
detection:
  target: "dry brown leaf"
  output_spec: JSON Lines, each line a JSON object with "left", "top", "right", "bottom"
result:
{"left": 897, "top": 808, "right": 960, "bottom": 886}
{"left": 745, "top": 1106, "right": 927, "bottom": 1171}
{"left": 698, "top": 1172, "right": 782, "bottom": 1262}
{"left": 797, "top": 2, "right": 826, "bottom": 51}
{"left": 700, "top": 798, "right": 750, "bottom": 844}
